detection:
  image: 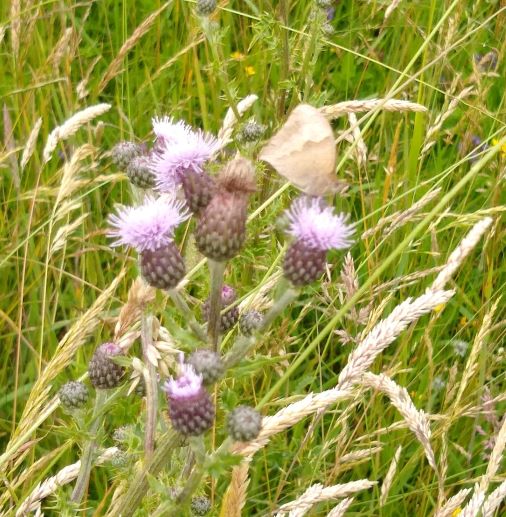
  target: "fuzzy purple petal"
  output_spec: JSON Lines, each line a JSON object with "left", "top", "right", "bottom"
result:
{"left": 285, "top": 197, "right": 354, "bottom": 251}
{"left": 163, "top": 364, "right": 203, "bottom": 399}
{"left": 108, "top": 195, "right": 190, "bottom": 252}
{"left": 150, "top": 126, "right": 219, "bottom": 193}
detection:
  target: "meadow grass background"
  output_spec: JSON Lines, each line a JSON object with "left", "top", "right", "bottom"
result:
{"left": 0, "top": 0, "right": 505, "bottom": 515}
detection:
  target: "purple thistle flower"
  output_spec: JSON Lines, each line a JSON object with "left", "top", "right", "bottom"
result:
{"left": 152, "top": 116, "right": 192, "bottom": 146}
{"left": 285, "top": 197, "right": 354, "bottom": 251}
{"left": 108, "top": 195, "right": 190, "bottom": 253}
{"left": 150, "top": 118, "right": 220, "bottom": 192}
{"left": 163, "top": 362, "right": 215, "bottom": 436}
{"left": 163, "top": 363, "right": 203, "bottom": 399}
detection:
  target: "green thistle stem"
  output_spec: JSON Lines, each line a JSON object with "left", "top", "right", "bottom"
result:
{"left": 71, "top": 390, "right": 107, "bottom": 503}
{"left": 207, "top": 260, "right": 226, "bottom": 350}
{"left": 141, "top": 313, "right": 157, "bottom": 459}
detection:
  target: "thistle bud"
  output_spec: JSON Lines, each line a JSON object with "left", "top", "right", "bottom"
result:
{"left": 191, "top": 496, "right": 211, "bottom": 515}
{"left": 126, "top": 155, "right": 156, "bottom": 189}
{"left": 88, "top": 342, "right": 125, "bottom": 390}
{"left": 180, "top": 169, "right": 216, "bottom": 213}
{"left": 203, "top": 285, "right": 239, "bottom": 333}
{"left": 188, "top": 349, "right": 224, "bottom": 385}
{"left": 163, "top": 364, "right": 215, "bottom": 436}
{"left": 196, "top": 0, "right": 217, "bottom": 16}
{"left": 227, "top": 406, "right": 262, "bottom": 442}
{"left": 239, "top": 310, "right": 263, "bottom": 336}
{"left": 58, "top": 381, "right": 89, "bottom": 410}
{"left": 195, "top": 157, "right": 255, "bottom": 261}
{"left": 239, "top": 120, "right": 265, "bottom": 142}
{"left": 111, "top": 141, "right": 144, "bottom": 170}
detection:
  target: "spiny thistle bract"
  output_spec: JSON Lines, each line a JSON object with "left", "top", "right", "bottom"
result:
{"left": 283, "top": 197, "right": 354, "bottom": 286}
{"left": 240, "top": 120, "right": 265, "bottom": 142}
{"left": 195, "top": 156, "right": 255, "bottom": 261}
{"left": 111, "top": 141, "right": 144, "bottom": 170}
{"left": 196, "top": 0, "right": 217, "bottom": 17}
{"left": 108, "top": 195, "right": 190, "bottom": 290}
{"left": 163, "top": 363, "right": 215, "bottom": 436}
{"left": 191, "top": 495, "right": 212, "bottom": 515}
{"left": 188, "top": 349, "right": 225, "bottom": 385}
{"left": 227, "top": 405, "right": 262, "bottom": 442}
{"left": 58, "top": 381, "right": 89, "bottom": 410}
{"left": 126, "top": 155, "right": 156, "bottom": 189}
{"left": 88, "top": 343, "right": 125, "bottom": 389}
{"left": 239, "top": 310, "right": 263, "bottom": 336}
{"left": 203, "top": 284, "right": 239, "bottom": 333}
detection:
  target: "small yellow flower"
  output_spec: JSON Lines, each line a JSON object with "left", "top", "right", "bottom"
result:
{"left": 459, "top": 316, "right": 468, "bottom": 328}
{"left": 434, "top": 303, "right": 445, "bottom": 313}
{"left": 231, "top": 51, "right": 245, "bottom": 61}
{"left": 244, "top": 65, "right": 256, "bottom": 76}
{"left": 452, "top": 508, "right": 462, "bottom": 516}
{"left": 492, "top": 138, "right": 506, "bottom": 158}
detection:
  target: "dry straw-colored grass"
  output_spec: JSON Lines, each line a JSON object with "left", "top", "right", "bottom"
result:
{"left": 219, "top": 461, "right": 251, "bottom": 517}
{"left": 320, "top": 98, "right": 427, "bottom": 119}
{"left": 434, "top": 488, "right": 472, "bottom": 517}
{"left": 362, "top": 373, "right": 437, "bottom": 474}
{"left": 274, "top": 480, "right": 376, "bottom": 517}
{"left": 421, "top": 85, "right": 475, "bottom": 156}
{"left": 326, "top": 497, "right": 354, "bottom": 517}
{"left": 380, "top": 445, "right": 402, "bottom": 506}
{"left": 347, "top": 113, "right": 368, "bottom": 166}
{"left": 16, "top": 447, "right": 119, "bottom": 516}
{"left": 20, "top": 117, "right": 42, "bottom": 171}
{"left": 384, "top": 0, "right": 403, "bottom": 21}
{"left": 42, "top": 104, "right": 111, "bottom": 163}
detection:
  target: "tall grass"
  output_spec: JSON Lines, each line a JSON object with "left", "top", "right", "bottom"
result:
{"left": 0, "top": 0, "right": 504, "bottom": 515}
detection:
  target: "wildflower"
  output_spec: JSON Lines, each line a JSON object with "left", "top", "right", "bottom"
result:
{"left": 88, "top": 343, "right": 125, "bottom": 390}
{"left": 150, "top": 118, "right": 219, "bottom": 193}
{"left": 126, "top": 155, "right": 156, "bottom": 189}
{"left": 108, "top": 195, "right": 189, "bottom": 289}
{"left": 196, "top": 0, "right": 217, "bottom": 16}
{"left": 283, "top": 197, "right": 354, "bottom": 286}
{"left": 202, "top": 285, "right": 239, "bottom": 333}
{"left": 227, "top": 406, "right": 262, "bottom": 441}
{"left": 111, "top": 141, "right": 144, "bottom": 170}
{"left": 188, "top": 349, "right": 225, "bottom": 385}
{"left": 59, "top": 381, "right": 89, "bottom": 410}
{"left": 240, "top": 120, "right": 265, "bottom": 142}
{"left": 195, "top": 156, "right": 256, "bottom": 261}
{"left": 452, "top": 339, "right": 469, "bottom": 358}
{"left": 191, "top": 496, "right": 211, "bottom": 515}
{"left": 432, "top": 375, "right": 446, "bottom": 392}
{"left": 239, "top": 310, "right": 263, "bottom": 336}
{"left": 245, "top": 65, "right": 256, "bottom": 76}
{"left": 231, "top": 51, "right": 245, "bottom": 61}
{"left": 492, "top": 138, "right": 506, "bottom": 158}
{"left": 163, "top": 363, "right": 215, "bottom": 436}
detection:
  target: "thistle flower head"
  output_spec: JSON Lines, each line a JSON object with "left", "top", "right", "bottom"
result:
{"left": 108, "top": 195, "right": 190, "bottom": 252}
{"left": 163, "top": 363, "right": 203, "bottom": 400}
{"left": 152, "top": 116, "right": 192, "bottom": 145}
{"left": 151, "top": 119, "right": 219, "bottom": 192}
{"left": 285, "top": 197, "right": 354, "bottom": 251}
